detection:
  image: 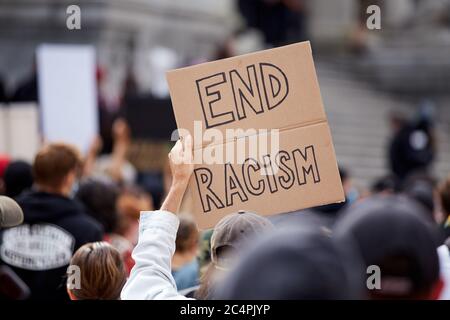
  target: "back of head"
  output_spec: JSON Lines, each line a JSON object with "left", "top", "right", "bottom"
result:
{"left": 68, "top": 242, "right": 126, "bottom": 300}
{"left": 3, "top": 161, "right": 33, "bottom": 198}
{"left": 217, "top": 227, "right": 364, "bottom": 299}
{"left": 33, "top": 143, "right": 81, "bottom": 189}
{"left": 76, "top": 178, "right": 119, "bottom": 233}
{"left": 175, "top": 215, "right": 199, "bottom": 254}
{"left": 115, "top": 186, "right": 153, "bottom": 236}
{"left": 334, "top": 195, "right": 441, "bottom": 299}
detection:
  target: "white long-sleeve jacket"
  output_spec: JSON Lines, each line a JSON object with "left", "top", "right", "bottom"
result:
{"left": 121, "top": 210, "right": 190, "bottom": 300}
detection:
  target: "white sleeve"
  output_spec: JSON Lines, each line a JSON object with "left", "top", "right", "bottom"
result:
{"left": 120, "top": 210, "right": 191, "bottom": 300}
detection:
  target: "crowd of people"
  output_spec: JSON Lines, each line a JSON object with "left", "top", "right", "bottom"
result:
{"left": 0, "top": 109, "right": 449, "bottom": 300}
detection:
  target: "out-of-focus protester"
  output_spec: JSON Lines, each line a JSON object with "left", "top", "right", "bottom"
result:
{"left": 0, "top": 143, "right": 103, "bottom": 300}
{"left": 3, "top": 160, "right": 33, "bottom": 198}
{"left": 86, "top": 118, "right": 137, "bottom": 186}
{"left": 389, "top": 105, "right": 436, "bottom": 182}
{"left": 370, "top": 175, "right": 398, "bottom": 195}
{"left": 172, "top": 215, "right": 200, "bottom": 291}
{"left": 334, "top": 195, "right": 442, "bottom": 300}
{"left": 76, "top": 178, "right": 152, "bottom": 275}
{"left": 76, "top": 178, "right": 120, "bottom": 237}
{"left": 67, "top": 242, "right": 127, "bottom": 300}
{"left": 115, "top": 185, "right": 153, "bottom": 273}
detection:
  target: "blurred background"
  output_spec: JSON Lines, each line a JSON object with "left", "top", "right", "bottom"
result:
{"left": 1, "top": 0, "right": 450, "bottom": 195}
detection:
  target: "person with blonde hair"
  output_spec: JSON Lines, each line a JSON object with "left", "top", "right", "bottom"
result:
{"left": 67, "top": 241, "right": 127, "bottom": 300}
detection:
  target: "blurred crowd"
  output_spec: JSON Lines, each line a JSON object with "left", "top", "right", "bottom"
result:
{"left": 0, "top": 100, "right": 449, "bottom": 300}
{"left": 1, "top": 0, "right": 450, "bottom": 302}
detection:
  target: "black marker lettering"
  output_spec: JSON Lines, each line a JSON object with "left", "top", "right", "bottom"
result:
{"left": 196, "top": 73, "right": 235, "bottom": 129}
{"left": 242, "top": 158, "right": 265, "bottom": 196}
{"left": 194, "top": 168, "right": 225, "bottom": 213}
{"left": 292, "top": 146, "right": 321, "bottom": 185}
{"left": 224, "top": 163, "right": 249, "bottom": 206}
{"left": 230, "top": 65, "right": 264, "bottom": 120}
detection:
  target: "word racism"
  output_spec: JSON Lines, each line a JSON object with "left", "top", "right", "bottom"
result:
{"left": 194, "top": 145, "right": 320, "bottom": 213}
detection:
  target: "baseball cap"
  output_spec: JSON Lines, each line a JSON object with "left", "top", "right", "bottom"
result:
{"left": 211, "top": 211, "right": 274, "bottom": 269}
{"left": 217, "top": 226, "right": 365, "bottom": 299}
{"left": 334, "top": 195, "right": 440, "bottom": 299}
{"left": 0, "top": 196, "right": 24, "bottom": 228}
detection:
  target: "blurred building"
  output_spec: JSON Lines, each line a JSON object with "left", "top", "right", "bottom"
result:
{"left": 2, "top": 0, "right": 450, "bottom": 188}
{"left": 0, "top": 0, "right": 236, "bottom": 97}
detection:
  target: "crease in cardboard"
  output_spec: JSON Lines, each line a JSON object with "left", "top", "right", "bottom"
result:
{"left": 192, "top": 119, "right": 329, "bottom": 151}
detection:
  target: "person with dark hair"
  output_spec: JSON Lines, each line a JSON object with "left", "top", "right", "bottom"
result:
{"left": 76, "top": 178, "right": 148, "bottom": 275}
{"left": 402, "top": 173, "right": 436, "bottom": 217}
{"left": 371, "top": 175, "right": 398, "bottom": 195}
{"left": 3, "top": 161, "right": 33, "bottom": 198}
{"left": 0, "top": 143, "right": 103, "bottom": 300}
{"left": 76, "top": 178, "right": 119, "bottom": 234}
{"left": 389, "top": 107, "right": 436, "bottom": 182}
{"left": 172, "top": 215, "right": 200, "bottom": 291}
{"left": 334, "top": 195, "right": 442, "bottom": 299}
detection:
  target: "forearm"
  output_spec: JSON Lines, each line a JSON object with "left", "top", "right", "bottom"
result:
{"left": 161, "top": 179, "right": 189, "bottom": 214}
{"left": 108, "top": 141, "right": 129, "bottom": 182}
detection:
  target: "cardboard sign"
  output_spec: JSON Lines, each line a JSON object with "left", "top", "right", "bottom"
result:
{"left": 167, "top": 41, "right": 344, "bottom": 229}
{"left": 37, "top": 45, "right": 98, "bottom": 154}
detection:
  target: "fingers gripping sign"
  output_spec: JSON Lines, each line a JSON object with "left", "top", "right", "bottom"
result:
{"left": 169, "top": 135, "right": 194, "bottom": 183}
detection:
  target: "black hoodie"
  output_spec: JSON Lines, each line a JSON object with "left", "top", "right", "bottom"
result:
{"left": 0, "top": 190, "right": 103, "bottom": 300}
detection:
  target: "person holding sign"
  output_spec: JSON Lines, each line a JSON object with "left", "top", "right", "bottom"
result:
{"left": 121, "top": 136, "right": 273, "bottom": 300}
{"left": 121, "top": 136, "right": 194, "bottom": 300}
